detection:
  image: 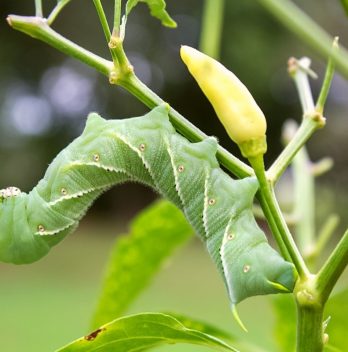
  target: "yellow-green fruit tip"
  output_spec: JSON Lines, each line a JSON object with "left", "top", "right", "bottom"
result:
{"left": 180, "top": 46, "right": 203, "bottom": 67}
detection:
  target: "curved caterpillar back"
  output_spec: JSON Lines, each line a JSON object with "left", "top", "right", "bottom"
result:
{"left": 0, "top": 105, "right": 295, "bottom": 311}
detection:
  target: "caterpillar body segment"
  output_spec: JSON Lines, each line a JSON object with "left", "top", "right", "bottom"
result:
{"left": 0, "top": 105, "right": 296, "bottom": 309}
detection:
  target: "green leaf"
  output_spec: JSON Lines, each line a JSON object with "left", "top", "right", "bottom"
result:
{"left": 340, "top": 0, "right": 348, "bottom": 16}
{"left": 56, "top": 313, "right": 239, "bottom": 352}
{"left": 324, "top": 288, "right": 348, "bottom": 351}
{"left": 91, "top": 200, "right": 193, "bottom": 328}
{"left": 126, "top": 0, "right": 177, "bottom": 28}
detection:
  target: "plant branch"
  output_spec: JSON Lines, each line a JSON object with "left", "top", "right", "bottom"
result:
{"left": 199, "top": 0, "right": 225, "bottom": 59}
{"left": 92, "top": 0, "right": 119, "bottom": 64}
{"left": 316, "top": 37, "right": 338, "bottom": 114}
{"left": 7, "top": 15, "right": 113, "bottom": 76}
{"left": 306, "top": 214, "right": 339, "bottom": 265}
{"left": 35, "top": 0, "right": 43, "bottom": 17}
{"left": 316, "top": 229, "right": 348, "bottom": 302}
{"left": 249, "top": 155, "right": 310, "bottom": 278}
{"left": 109, "top": 39, "right": 131, "bottom": 73}
{"left": 268, "top": 55, "right": 327, "bottom": 184}
{"left": 113, "top": 0, "right": 122, "bottom": 36}
{"left": 47, "top": 0, "right": 71, "bottom": 25}
{"left": 292, "top": 140, "right": 315, "bottom": 255}
{"left": 7, "top": 14, "right": 253, "bottom": 179}
{"left": 257, "top": 193, "right": 291, "bottom": 262}
{"left": 257, "top": 0, "right": 348, "bottom": 79}
{"left": 93, "top": 0, "right": 112, "bottom": 42}
{"left": 288, "top": 57, "right": 316, "bottom": 115}
{"left": 296, "top": 301, "right": 324, "bottom": 352}
{"left": 311, "top": 157, "right": 333, "bottom": 177}
{"left": 121, "top": 73, "right": 253, "bottom": 178}
{"left": 267, "top": 117, "right": 319, "bottom": 184}
{"left": 253, "top": 204, "right": 297, "bottom": 225}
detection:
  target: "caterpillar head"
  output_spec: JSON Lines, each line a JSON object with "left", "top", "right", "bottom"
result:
{"left": 219, "top": 210, "right": 297, "bottom": 330}
{"left": 221, "top": 233, "right": 296, "bottom": 304}
{"left": 236, "top": 243, "right": 296, "bottom": 298}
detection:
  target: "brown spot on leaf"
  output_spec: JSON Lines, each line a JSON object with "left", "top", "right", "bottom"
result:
{"left": 84, "top": 327, "right": 105, "bottom": 341}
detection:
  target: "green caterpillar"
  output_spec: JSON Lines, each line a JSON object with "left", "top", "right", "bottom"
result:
{"left": 0, "top": 105, "right": 295, "bottom": 318}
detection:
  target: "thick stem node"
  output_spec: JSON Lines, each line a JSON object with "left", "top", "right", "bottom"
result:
{"left": 295, "top": 275, "right": 325, "bottom": 352}
{"left": 108, "top": 35, "right": 123, "bottom": 49}
{"left": 109, "top": 70, "right": 119, "bottom": 84}
{"left": 306, "top": 111, "right": 326, "bottom": 128}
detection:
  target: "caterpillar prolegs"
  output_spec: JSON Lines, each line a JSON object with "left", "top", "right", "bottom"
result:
{"left": 0, "top": 105, "right": 296, "bottom": 314}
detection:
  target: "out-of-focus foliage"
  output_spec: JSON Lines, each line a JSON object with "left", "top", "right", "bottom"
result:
{"left": 340, "top": 0, "right": 348, "bottom": 16}
{"left": 325, "top": 288, "right": 348, "bottom": 351}
{"left": 272, "top": 295, "right": 296, "bottom": 352}
{"left": 92, "top": 200, "right": 193, "bottom": 328}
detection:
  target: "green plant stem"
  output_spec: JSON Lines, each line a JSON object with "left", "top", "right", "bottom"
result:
{"left": 296, "top": 301, "right": 324, "bottom": 352}
{"left": 109, "top": 41, "right": 131, "bottom": 73}
{"left": 249, "top": 155, "right": 309, "bottom": 278}
{"left": 199, "top": 0, "right": 225, "bottom": 59}
{"left": 289, "top": 57, "right": 315, "bottom": 115}
{"left": 316, "top": 229, "right": 348, "bottom": 302}
{"left": 7, "top": 14, "right": 252, "bottom": 179}
{"left": 47, "top": 0, "right": 71, "bottom": 25}
{"left": 311, "top": 157, "right": 333, "bottom": 177}
{"left": 316, "top": 38, "right": 338, "bottom": 114}
{"left": 295, "top": 275, "right": 326, "bottom": 352}
{"left": 92, "top": 0, "right": 119, "bottom": 64}
{"left": 257, "top": 193, "right": 291, "bottom": 262}
{"left": 292, "top": 141, "right": 315, "bottom": 257}
{"left": 121, "top": 73, "right": 253, "bottom": 178}
{"left": 35, "top": 0, "right": 43, "bottom": 17}
{"left": 310, "top": 214, "right": 339, "bottom": 260}
{"left": 257, "top": 0, "right": 348, "bottom": 79}
{"left": 253, "top": 204, "right": 297, "bottom": 225}
{"left": 268, "top": 53, "right": 327, "bottom": 185}
{"left": 267, "top": 117, "right": 319, "bottom": 184}
{"left": 276, "top": 47, "right": 335, "bottom": 261}
{"left": 93, "top": 0, "right": 112, "bottom": 42}
{"left": 113, "top": 0, "right": 122, "bottom": 35}
{"left": 7, "top": 15, "right": 113, "bottom": 76}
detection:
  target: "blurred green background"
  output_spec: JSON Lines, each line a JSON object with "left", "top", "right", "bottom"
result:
{"left": 0, "top": 0, "right": 348, "bottom": 351}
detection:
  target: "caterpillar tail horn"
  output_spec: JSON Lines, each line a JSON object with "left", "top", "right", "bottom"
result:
{"left": 231, "top": 304, "right": 248, "bottom": 332}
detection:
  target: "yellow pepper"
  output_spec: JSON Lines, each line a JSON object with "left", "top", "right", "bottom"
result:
{"left": 180, "top": 45, "right": 267, "bottom": 158}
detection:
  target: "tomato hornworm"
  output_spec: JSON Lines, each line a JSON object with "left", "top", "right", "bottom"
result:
{"left": 0, "top": 105, "right": 295, "bottom": 322}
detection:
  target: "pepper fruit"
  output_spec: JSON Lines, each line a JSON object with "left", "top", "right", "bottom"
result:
{"left": 180, "top": 45, "right": 267, "bottom": 158}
